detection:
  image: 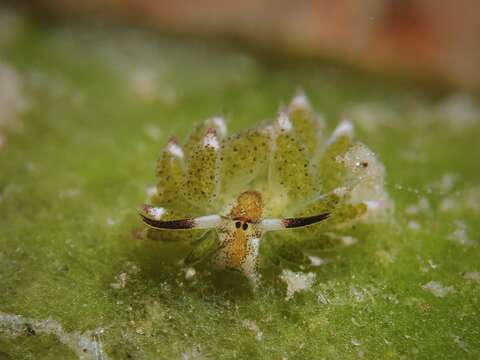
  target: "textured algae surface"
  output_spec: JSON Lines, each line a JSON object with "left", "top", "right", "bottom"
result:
{"left": 1, "top": 10, "right": 480, "bottom": 359}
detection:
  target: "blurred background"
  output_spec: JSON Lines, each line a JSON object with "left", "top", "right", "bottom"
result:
{"left": 30, "top": 0, "right": 480, "bottom": 89}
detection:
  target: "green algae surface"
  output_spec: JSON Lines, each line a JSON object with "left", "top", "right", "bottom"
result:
{"left": 1, "top": 10, "right": 480, "bottom": 360}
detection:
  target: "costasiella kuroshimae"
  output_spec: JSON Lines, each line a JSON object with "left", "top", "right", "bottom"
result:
{"left": 140, "top": 91, "right": 390, "bottom": 287}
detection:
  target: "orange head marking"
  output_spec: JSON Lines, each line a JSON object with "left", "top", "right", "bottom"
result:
{"left": 229, "top": 191, "right": 263, "bottom": 222}
{"left": 225, "top": 229, "right": 249, "bottom": 268}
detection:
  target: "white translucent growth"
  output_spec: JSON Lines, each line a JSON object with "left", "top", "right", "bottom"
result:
{"left": 350, "top": 286, "right": 377, "bottom": 303}
{"left": 106, "top": 217, "right": 116, "bottom": 227}
{"left": 143, "top": 206, "right": 166, "bottom": 220}
{"left": 210, "top": 116, "right": 227, "bottom": 137}
{"left": 308, "top": 256, "right": 328, "bottom": 267}
{"left": 110, "top": 272, "right": 128, "bottom": 289}
{"left": 448, "top": 221, "right": 476, "bottom": 247}
{"left": 431, "top": 173, "right": 461, "bottom": 193}
{"left": 182, "top": 346, "right": 204, "bottom": 360}
{"left": 422, "top": 281, "right": 454, "bottom": 298}
{"left": 290, "top": 91, "right": 311, "bottom": 111}
{"left": 338, "top": 143, "right": 391, "bottom": 219}
{"left": 317, "top": 292, "right": 329, "bottom": 304}
{"left": 110, "top": 262, "right": 140, "bottom": 289}
{"left": 167, "top": 140, "right": 184, "bottom": 158}
{"left": 0, "top": 312, "right": 108, "bottom": 360}
{"left": 440, "top": 186, "right": 480, "bottom": 213}
{"left": 184, "top": 267, "right": 196, "bottom": 280}
{"left": 280, "top": 269, "right": 316, "bottom": 300}
{"left": 408, "top": 220, "right": 421, "bottom": 231}
{"left": 276, "top": 111, "right": 292, "bottom": 132}
{"left": 420, "top": 258, "right": 438, "bottom": 273}
{"left": 145, "top": 185, "right": 157, "bottom": 200}
{"left": 439, "top": 197, "right": 457, "bottom": 212}
{"left": 328, "top": 119, "right": 354, "bottom": 144}
{"left": 351, "top": 338, "right": 362, "bottom": 346}
{"left": 405, "top": 197, "right": 430, "bottom": 215}
{"left": 451, "top": 335, "right": 469, "bottom": 352}
{"left": 463, "top": 272, "right": 480, "bottom": 282}
{"left": 333, "top": 186, "right": 348, "bottom": 197}
{"left": 364, "top": 200, "right": 389, "bottom": 212}
{"left": 340, "top": 236, "right": 358, "bottom": 246}
{"left": 202, "top": 129, "right": 219, "bottom": 150}
{"left": 242, "top": 319, "right": 263, "bottom": 341}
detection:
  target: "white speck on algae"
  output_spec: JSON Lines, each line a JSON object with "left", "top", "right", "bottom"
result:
{"left": 439, "top": 197, "right": 457, "bottom": 212}
{"left": 351, "top": 338, "right": 362, "bottom": 346}
{"left": 407, "top": 220, "right": 421, "bottom": 231}
{"left": 242, "top": 319, "right": 263, "bottom": 341}
{"left": 106, "top": 217, "right": 117, "bottom": 227}
{"left": 350, "top": 286, "right": 378, "bottom": 303}
{"left": 340, "top": 236, "right": 358, "bottom": 246}
{"left": 0, "top": 313, "right": 108, "bottom": 360}
{"left": 280, "top": 270, "right": 316, "bottom": 300}
{"left": 182, "top": 346, "right": 205, "bottom": 360}
{"left": 452, "top": 334, "right": 469, "bottom": 352}
{"left": 431, "top": 173, "right": 461, "bottom": 193}
{"left": 405, "top": 197, "right": 430, "bottom": 215}
{"left": 422, "top": 281, "right": 454, "bottom": 298}
{"left": 317, "top": 292, "right": 329, "bottom": 305}
{"left": 110, "top": 262, "right": 140, "bottom": 289}
{"left": 184, "top": 267, "right": 196, "bottom": 280}
{"left": 420, "top": 258, "right": 438, "bottom": 273}
{"left": 308, "top": 255, "right": 329, "bottom": 267}
{"left": 448, "top": 220, "right": 476, "bottom": 247}
{"left": 110, "top": 272, "right": 128, "bottom": 289}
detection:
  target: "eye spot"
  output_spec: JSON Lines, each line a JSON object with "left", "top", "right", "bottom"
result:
{"left": 242, "top": 222, "right": 249, "bottom": 230}
{"left": 235, "top": 221, "right": 241, "bottom": 228}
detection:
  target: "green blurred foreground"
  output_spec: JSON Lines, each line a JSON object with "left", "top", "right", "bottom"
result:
{"left": 0, "top": 8, "right": 479, "bottom": 359}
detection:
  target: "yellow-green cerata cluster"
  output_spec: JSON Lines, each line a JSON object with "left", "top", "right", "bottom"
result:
{"left": 142, "top": 91, "right": 390, "bottom": 286}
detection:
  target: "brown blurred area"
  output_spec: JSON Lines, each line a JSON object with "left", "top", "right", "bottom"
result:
{"left": 33, "top": 0, "right": 480, "bottom": 89}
